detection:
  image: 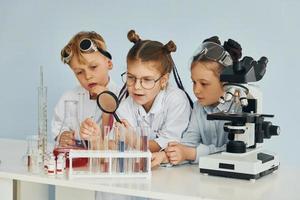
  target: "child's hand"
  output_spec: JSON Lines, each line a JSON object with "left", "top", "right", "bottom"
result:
{"left": 90, "top": 85, "right": 107, "bottom": 99}
{"left": 151, "top": 151, "right": 169, "bottom": 169}
{"left": 80, "top": 118, "right": 101, "bottom": 140}
{"left": 58, "top": 131, "right": 75, "bottom": 147}
{"left": 165, "top": 142, "right": 187, "bottom": 165}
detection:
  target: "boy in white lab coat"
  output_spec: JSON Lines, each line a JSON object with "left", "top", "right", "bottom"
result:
{"left": 52, "top": 31, "right": 119, "bottom": 147}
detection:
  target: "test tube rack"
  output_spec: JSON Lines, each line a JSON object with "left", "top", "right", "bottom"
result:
{"left": 68, "top": 149, "right": 151, "bottom": 179}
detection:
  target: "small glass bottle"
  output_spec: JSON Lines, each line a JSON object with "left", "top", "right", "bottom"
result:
{"left": 56, "top": 154, "right": 65, "bottom": 176}
{"left": 47, "top": 153, "right": 56, "bottom": 176}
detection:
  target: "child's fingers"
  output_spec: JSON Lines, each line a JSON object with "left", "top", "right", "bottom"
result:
{"left": 165, "top": 145, "right": 177, "bottom": 153}
{"left": 120, "top": 119, "right": 132, "bottom": 128}
{"left": 168, "top": 141, "right": 179, "bottom": 147}
{"left": 169, "top": 159, "right": 179, "bottom": 165}
{"left": 166, "top": 151, "right": 177, "bottom": 159}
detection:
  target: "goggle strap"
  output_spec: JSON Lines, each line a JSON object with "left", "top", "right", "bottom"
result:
{"left": 118, "top": 83, "right": 128, "bottom": 102}
{"left": 97, "top": 47, "right": 112, "bottom": 60}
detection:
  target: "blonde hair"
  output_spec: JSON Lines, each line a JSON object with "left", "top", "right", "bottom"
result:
{"left": 61, "top": 31, "right": 107, "bottom": 65}
{"left": 191, "top": 60, "right": 224, "bottom": 78}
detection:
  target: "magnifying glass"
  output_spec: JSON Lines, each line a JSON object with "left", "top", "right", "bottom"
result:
{"left": 96, "top": 91, "right": 121, "bottom": 123}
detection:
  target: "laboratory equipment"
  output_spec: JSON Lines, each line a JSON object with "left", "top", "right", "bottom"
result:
{"left": 117, "top": 126, "right": 126, "bottom": 173}
{"left": 140, "top": 126, "right": 150, "bottom": 172}
{"left": 26, "top": 135, "right": 43, "bottom": 173}
{"left": 53, "top": 100, "right": 88, "bottom": 168}
{"left": 102, "top": 126, "right": 110, "bottom": 172}
{"left": 68, "top": 149, "right": 151, "bottom": 179}
{"left": 38, "top": 66, "right": 47, "bottom": 167}
{"left": 96, "top": 91, "right": 121, "bottom": 122}
{"left": 67, "top": 126, "right": 151, "bottom": 179}
{"left": 199, "top": 56, "right": 280, "bottom": 180}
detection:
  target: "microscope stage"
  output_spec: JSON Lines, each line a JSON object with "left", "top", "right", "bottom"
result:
{"left": 199, "top": 148, "right": 279, "bottom": 180}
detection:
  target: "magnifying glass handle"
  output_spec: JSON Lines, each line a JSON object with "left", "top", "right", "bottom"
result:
{"left": 113, "top": 113, "right": 121, "bottom": 123}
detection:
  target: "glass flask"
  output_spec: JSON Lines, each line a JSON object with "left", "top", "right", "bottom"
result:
{"left": 53, "top": 100, "right": 88, "bottom": 168}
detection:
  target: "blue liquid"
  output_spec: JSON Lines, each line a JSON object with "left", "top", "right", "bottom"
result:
{"left": 118, "top": 141, "right": 125, "bottom": 172}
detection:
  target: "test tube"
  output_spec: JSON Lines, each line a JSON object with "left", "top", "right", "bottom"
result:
{"left": 118, "top": 126, "right": 126, "bottom": 173}
{"left": 111, "top": 126, "right": 118, "bottom": 173}
{"left": 88, "top": 130, "right": 101, "bottom": 173}
{"left": 126, "top": 127, "right": 134, "bottom": 173}
{"left": 102, "top": 125, "right": 110, "bottom": 173}
{"left": 141, "top": 126, "right": 150, "bottom": 172}
{"left": 133, "top": 127, "right": 141, "bottom": 173}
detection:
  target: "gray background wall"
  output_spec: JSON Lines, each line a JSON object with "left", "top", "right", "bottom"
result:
{"left": 0, "top": 0, "right": 299, "bottom": 166}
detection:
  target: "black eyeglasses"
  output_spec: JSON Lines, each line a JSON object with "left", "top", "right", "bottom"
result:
{"left": 62, "top": 38, "right": 112, "bottom": 64}
{"left": 121, "top": 72, "right": 163, "bottom": 90}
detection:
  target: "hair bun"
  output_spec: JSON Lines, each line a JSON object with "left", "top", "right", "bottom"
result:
{"left": 127, "top": 30, "right": 141, "bottom": 44}
{"left": 164, "top": 40, "right": 177, "bottom": 53}
{"left": 223, "top": 39, "right": 242, "bottom": 62}
{"left": 203, "top": 36, "right": 221, "bottom": 45}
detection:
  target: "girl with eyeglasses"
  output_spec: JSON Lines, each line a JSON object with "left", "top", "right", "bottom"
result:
{"left": 152, "top": 36, "right": 243, "bottom": 167}
{"left": 114, "top": 30, "right": 192, "bottom": 154}
{"left": 51, "top": 31, "right": 119, "bottom": 147}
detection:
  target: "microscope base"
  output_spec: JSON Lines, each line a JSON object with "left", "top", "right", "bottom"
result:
{"left": 199, "top": 148, "right": 279, "bottom": 180}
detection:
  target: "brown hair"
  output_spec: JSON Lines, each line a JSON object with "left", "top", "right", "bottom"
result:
{"left": 126, "top": 30, "right": 176, "bottom": 75}
{"left": 60, "top": 31, "right": 107, "bottom": 65}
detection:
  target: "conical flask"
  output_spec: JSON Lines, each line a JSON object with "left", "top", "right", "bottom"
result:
{"left": 53, "top": 100, "right": 88, "bottom": 168}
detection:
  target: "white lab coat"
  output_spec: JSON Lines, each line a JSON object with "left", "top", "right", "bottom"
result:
{"left": 116, "top": 85, "right": 192, "bottom": 149}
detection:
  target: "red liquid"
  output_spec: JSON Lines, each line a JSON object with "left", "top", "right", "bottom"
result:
{"left": 134, "top": 162, "right": 140, "bottom": 172}
{"left": 102, "top": 161, "right": 109, "bottom": 172}
{"left": 53, "top": 147, "right": 88, "bottom": 168}
{"left": 141, "top": 136, "right": 148, "bottom": 151}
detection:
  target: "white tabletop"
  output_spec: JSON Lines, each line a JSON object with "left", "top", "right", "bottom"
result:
{"left": 0, "top": 138, "right": 299, "bottom": 200}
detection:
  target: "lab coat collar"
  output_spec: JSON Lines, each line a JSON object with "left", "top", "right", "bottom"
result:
{"left": 203, "top": 101, "right": 232, "bottom": 114}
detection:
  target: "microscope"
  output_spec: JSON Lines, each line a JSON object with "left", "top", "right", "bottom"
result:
{"left": 198, "top": 56, "right": 280, "bottom": 180}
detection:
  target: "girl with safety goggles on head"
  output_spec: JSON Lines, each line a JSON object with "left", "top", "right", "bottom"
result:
{"left": 52, "top": 31, "right": 119, "bottom": 147}
{"left": 151, "top": 36, "right": 243, "bottom": 167}
{"left": 114, "top": 30, "right": 193, "bottom": 154}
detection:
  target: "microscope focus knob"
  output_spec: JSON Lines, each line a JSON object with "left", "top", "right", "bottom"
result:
{"left": 262, "top": 121, "right": 280, "bottom": 138}
{"left": 270, "top": 125, "right": 280, "bottom": 136}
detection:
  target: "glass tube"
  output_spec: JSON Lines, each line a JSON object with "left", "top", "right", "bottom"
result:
{"left": 133, "top": 127, "right": 141, "bottom": 173}
{"left": 118, "top": 126, "right": 126, "bottom": 173}
{"left": 126, "top": 127, "right": 134, "bottom": 173}
{"left": 141, "top": 126, "right": 150, "bottom": 172}
{"left": 102, "top": 125, "right": 110, "bottom": 173}
{"left": 88, "top": 130, "right": 101, "bottom": 173}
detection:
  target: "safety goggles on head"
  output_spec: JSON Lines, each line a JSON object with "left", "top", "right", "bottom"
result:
{"left": 62, "top": 38, "right": 112, "bottom": 64}
{"left": 194, "top": 42, "right": 233, "bottom": 67}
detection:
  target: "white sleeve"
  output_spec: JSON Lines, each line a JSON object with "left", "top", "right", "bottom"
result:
{"left": 154, "top": 91, "right": 191, "bottom": 149}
